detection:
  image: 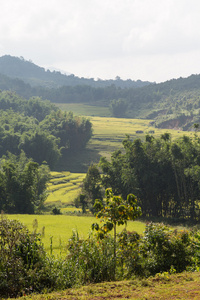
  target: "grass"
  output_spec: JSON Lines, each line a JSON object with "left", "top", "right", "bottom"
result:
{"left": 55, "top": 103, "right": 112, "bottom": 117}
{"left": 54, "top": 103, "right": 198, "bottom": 161}
{"left": 5, "top": 271, "right": 200, "bottom": 299}
{"left": 6, "top": 214, "right": 146, "bottom": 255}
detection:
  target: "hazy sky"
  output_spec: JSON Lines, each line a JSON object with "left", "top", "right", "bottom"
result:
{"left": 1, "top": 0, "right": 200, "bottom": 83}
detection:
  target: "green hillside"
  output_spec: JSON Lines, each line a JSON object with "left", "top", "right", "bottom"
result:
{"left": 1, "top": 56, "right": 200, "bottom": 130}
{"left": 0, "top": 55, "right": 151, "bottom": 88}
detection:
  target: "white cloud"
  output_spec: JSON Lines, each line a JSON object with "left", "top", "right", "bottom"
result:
{"left": 0, "top": 0, "right": 200, "bottom": 82}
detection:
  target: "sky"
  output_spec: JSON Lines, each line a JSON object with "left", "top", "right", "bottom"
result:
{"left": 1, "top": 0, "right": 200, "bottom": 83}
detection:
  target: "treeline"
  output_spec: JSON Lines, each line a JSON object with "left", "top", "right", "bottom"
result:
{"left": 2, "top": 69, "right": 200, "bottom": 125}
{"left": 83, "top": 133, "right": 200, "bottom": 221}
{"left": 2, "top": 56, "right": 200, "bottom": 125}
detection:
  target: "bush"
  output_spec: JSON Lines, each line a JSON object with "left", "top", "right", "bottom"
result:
{"left": 1, "top": 218, "right": 199, "bottom": 297}
{"left": 66, "top": 231, "right": 116, "bottom": 284}
{"left": 140, "top": 223, "right": 194, "bottom": 276}
{"left": 0, "top": 218, "right": 46, "bottom": 297}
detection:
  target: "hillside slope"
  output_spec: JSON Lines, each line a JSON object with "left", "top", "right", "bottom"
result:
{"left": 0, "top": 55, "right": 200, "bottom": 129}
{"left": 0, "top": 55, "right": 151, "bottom": 89}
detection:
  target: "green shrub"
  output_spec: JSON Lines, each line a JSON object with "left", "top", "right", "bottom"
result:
{"left": 66, "top": 231, "right": 116, "bottom": 284}
{"left": 117, "top": 230, "right": 143, "bottom": 278}
{"left": 0, "top": 218, "right": 46, "bottom": 297}
{"left": 1, "top": 218, "right": 199, "bottom": 297}
{"left": 140, "top": 223, "right": 194, "bottom": 275}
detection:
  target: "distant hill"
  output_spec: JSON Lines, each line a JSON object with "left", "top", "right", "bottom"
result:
{"left": 0, "top": 55, "right": 152, "bottom": 89}
{"left": 1, "top": 55, "right": 200, "bottom": 130}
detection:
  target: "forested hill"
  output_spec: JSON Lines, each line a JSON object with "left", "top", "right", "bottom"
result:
{"left": 0, "top": 55, "right": 151, "bottom": 88}
{"left": 1, "top": 55, "right": 200, "bottom": 130}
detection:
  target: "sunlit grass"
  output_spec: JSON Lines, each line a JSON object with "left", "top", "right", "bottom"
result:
{"left": 46, "top": 172, "right": 85, "bottom": 205}
{"left": 10, "top": 272, "right": 200, "bottom": 300}
{"left": 86, "top": 116, "right": 197, "bottom": 158}
{"left": 6, "top": 214, "right": 146, "bottom": 255}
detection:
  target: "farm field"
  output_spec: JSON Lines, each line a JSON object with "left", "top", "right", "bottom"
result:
{"left": 45, "top": 171, "right": 85, "bottom": 209}
{"left": 6, "top": 214, "right": 146, "bottom": 254}
{"left": 46, "top": 114, "right": 198, "bottom": 206}
{"left": 58, "top": 114, "right": 197, "bottom": 173}
{"left": 6, "top": 271, "right": 200, "bottom": 300}
{"left": 87, "top": 116, "right": 196, "bottom": 159}
{"left": 56, "top": 103, "right": 112, "bottom": 117}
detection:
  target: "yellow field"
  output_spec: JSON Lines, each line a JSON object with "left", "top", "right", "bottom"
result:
{"left": 6, "top": 214, "right": 146, "bottom": 255}
{"left": 46, "top": 171, "right": 85, "bottom": 206}
{"left": 88, "top": 116, "right": 196, "bottom": 158}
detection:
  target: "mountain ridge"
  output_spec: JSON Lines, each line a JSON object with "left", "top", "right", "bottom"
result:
{"left": 0, "top": 55, "right": 152, "bottom": 89}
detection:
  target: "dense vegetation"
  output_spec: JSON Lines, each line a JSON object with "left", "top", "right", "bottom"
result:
{"left": 0, "top": 152, "right": 49, "bottom": 214}
{"left": 2, "top": 210, "right": 200, "bottom": 298}
{"left": 2, "top": 55, "right": 200, "bottom": 298}
{"left": 0, "top": 91, "right": 92, "bottom": 167}
{"left": 0, "top": 91, "right": 92, "bottom": 213}
{"left": 80, "top": 132, "right": 200, "bottom": 222}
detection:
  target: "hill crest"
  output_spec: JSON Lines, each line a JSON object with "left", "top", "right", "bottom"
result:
{"left": 0, "top": 55, "right": 152, "bottom": 89}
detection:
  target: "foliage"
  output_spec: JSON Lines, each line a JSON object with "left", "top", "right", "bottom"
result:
{"left": 92, "top": 188, "right": 141, "bottom": 278}
{"left": 99, "top": 133, "right": 200, "bottom": 221}
{"left": 41, "top": 110, "right": 92, "bottom": 151}
{"left": 66, "top": 231, "right": 115, "bottom": 283}
{"left": 110, "top": 98, "right": 127, "bottom": 117}
{"left": 0, "top": 151, "right": 50, "bottom": 214}
{"left": 0, "top": 90, "right": 93, "bottom": 168}
{"left": 2, "top": 216, "right": 200, "bottom": 298}
{"left": 52, "top": 207, "right": 62, "bottom": 215}
{"left": 0, "top": 218, "right": 46, "bottom": 298}
{"left": 19, "top": 130, "right": 61, "bottom": 169}
{"left": 140, "top": 223, "right": 195, "bottom": 276}
{"left": 93, "top": 188, "right": 142, "bottom": 239}
{"left": 80, "top": 164, "right": 103, "bottom": 213}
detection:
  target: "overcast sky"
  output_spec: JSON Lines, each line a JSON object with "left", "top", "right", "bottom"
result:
{"left": 1, "top": 0, "right": 200, "bottom": 83}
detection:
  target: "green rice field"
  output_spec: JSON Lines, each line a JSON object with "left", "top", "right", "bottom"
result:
{"left": 6, "top": 214, "right": 146, "bottom": 255}
{"left": 46, "top": 171, "right": 85, "bottom": 207}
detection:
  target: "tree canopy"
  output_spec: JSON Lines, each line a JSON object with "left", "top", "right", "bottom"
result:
{"left": 0, "top": 90, "right": 93, "bottom": 168}
{"left": 98, "top": 133, "right": 200, "bottom": 221}
{"left": 0, "top": 151, "right": 50, "bottom": 214}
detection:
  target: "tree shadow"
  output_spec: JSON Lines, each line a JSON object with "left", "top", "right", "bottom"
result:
{"left": 54, "top": 148, "right": 102, "bottom": 173}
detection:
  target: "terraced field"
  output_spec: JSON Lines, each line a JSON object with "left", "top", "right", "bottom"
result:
{"left": 45, "top": 171, "right": 86, "bottom": 210}
{"left": 88, "top": 116, "right": 195, "bottom": 159}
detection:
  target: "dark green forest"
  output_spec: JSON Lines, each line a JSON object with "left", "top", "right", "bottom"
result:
{"left": 81, "top": 133, "right": 200, "bottom": 222}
